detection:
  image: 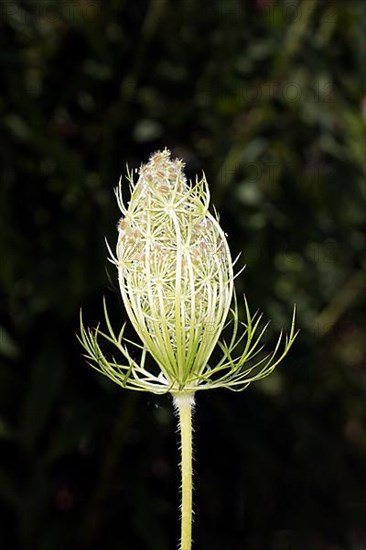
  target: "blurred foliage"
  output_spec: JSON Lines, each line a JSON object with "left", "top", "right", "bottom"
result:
{"left": 0, "top": 0, "right": 365, "bottom": 548}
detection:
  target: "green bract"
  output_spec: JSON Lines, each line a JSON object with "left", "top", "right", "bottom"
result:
{"left": 79, "top": 149, "right": 297, "bottom": 395}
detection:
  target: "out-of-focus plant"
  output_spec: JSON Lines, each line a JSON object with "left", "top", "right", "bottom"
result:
{"left": 79, "top": 149, "right": 297, "bottom": 550}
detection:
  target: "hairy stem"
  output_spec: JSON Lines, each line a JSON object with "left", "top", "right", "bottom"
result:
{"left": 174, "top": 392, "right": 195, "bottom": 550}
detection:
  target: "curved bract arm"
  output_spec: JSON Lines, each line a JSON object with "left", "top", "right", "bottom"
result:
{"left": 78, "top": 299, "right": 172, "bottom": 394}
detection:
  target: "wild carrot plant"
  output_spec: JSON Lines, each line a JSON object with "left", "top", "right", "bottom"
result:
{"left": 79, "top": 149, "right": 297, "bottom": 550}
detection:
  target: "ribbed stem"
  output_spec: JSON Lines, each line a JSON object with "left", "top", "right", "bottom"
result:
{"left": 173, "top": 393, "right": 195, "bottom": 550}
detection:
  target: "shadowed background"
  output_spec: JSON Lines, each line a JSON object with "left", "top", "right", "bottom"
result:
{"left": 0, "top": 0, "right": 365, "bottom": 549}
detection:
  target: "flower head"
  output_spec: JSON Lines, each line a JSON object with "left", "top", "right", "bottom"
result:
{"left": 79, "top": 149, "right": 297, "bottom": 395}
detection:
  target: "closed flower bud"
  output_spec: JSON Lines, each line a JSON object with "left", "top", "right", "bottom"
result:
{"left": 79, "top": 149, "right": 297, "bottom": 395}
{"left": 115, "top": 149, "right": 233, "bottom": 392}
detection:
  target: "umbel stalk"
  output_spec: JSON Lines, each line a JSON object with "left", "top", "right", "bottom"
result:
{"left": 174, "top": 393, "right": 195, "bottom": 550}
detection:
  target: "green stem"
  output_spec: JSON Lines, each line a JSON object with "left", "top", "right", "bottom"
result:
{"left": 174, "top": 392, "right": 195, "bottom": 550}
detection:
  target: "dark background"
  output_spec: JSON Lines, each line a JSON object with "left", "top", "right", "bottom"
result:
{"left": 0, "top": 0, "right": 365, "bottom": 549}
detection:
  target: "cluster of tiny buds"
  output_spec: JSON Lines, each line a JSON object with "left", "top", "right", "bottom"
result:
{"left": 138, "top": 148, "right": 187, "bottom": 195}
{"left": 114, "top": 148, "right": 231, "bottom": 288}
{"left": 117, "top": 216, "right": 221, "bottom": 272}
